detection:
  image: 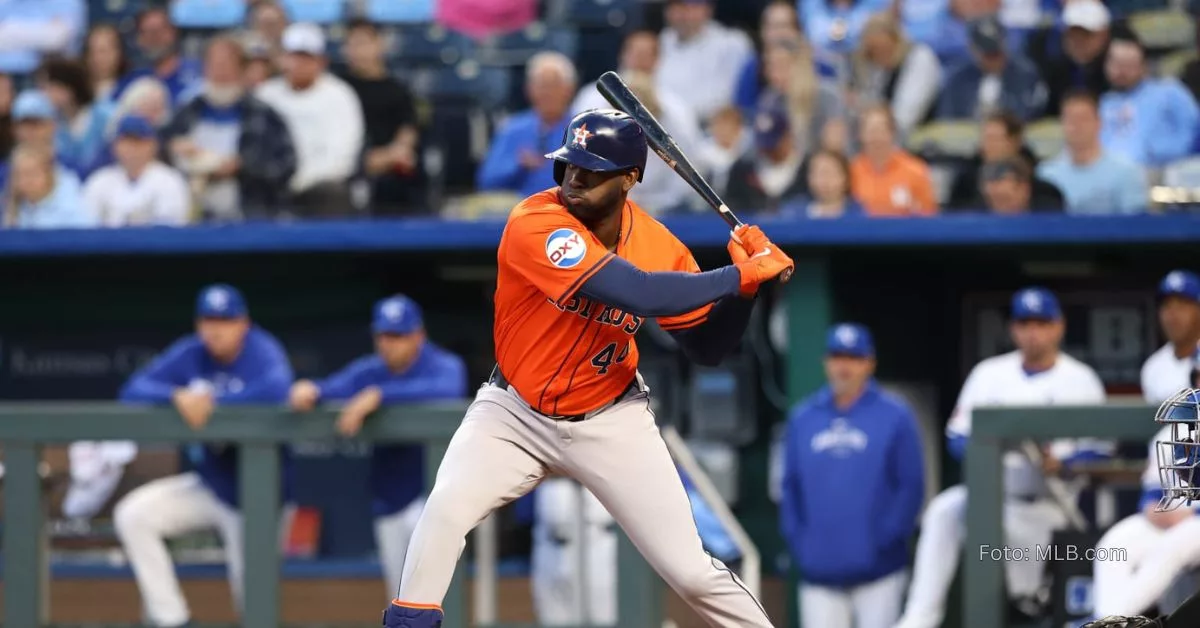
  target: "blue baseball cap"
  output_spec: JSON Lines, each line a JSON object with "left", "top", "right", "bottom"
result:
{"left": 1011, "top": 287, "right": 1061, "bottom": 321}
{"left": 116, "top": 115, "right": 156, "bottom": 139}
{"left": 13, "top": 90, "right": 55, "bottom": 121}
{"left": 826, "top": 323, "right": 874, "bottom": 358}
{"left": 753, "top": 97, "right": 790, "bottom": 151}
{"left": 195, "top": 283, "right": 248, "bottom": 319}
{"left": 1159, "top": 270, "right": 1200, "bottom": 302}
{"left": 372, "top": 294, "right": 423, "bottom": 335}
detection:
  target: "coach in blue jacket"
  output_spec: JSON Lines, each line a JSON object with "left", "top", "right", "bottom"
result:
{"left": 289, "top": 294, "right": 468, "bottom": 599}
{"left": 780, "top": 323, "right": 925, "bottom": 628}
{"left": 113, "top": 283, "right": 294, "bottom": 628}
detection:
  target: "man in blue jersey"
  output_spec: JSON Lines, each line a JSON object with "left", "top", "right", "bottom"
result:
{"left": 289, "top": 294, "right": 468, "bottom": 599}
{"left": 113, "top": 283, "right": 294, "bottom": 628}
{"left": 780, "top": 323, "right": 925, "bottom": 628}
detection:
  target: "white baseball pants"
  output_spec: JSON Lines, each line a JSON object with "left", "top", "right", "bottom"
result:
{"left": 800, "top": 569, "right": 908, "bottom": 628}
{"left": 1092, "top": 512, "right": 1200, "bottom": 616}
{"left": 893, "top": 485, "right": 1067, "bottom": 628}
{"left": 375, "top": 496, "right": 427, "bottom": 600}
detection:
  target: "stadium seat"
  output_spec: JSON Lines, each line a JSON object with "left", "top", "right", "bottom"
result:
{"left": 363, "top": 0, "right": 434, "bottom": 24}
{"left": 1128, "top": 9, "right": 1195, "bottom": 52}
{"left": 905, "top": 120, "right": 980, "bottom": 160}
{"left": 409, "top": 60, "right": 510, "bottom": 110}
{"left": 1157, "top": 49, "right": 1197, "bottom": 79}
{"left": 91, "top": 0, "right": 144, "bottom": 33}
{"left": 1106, "top": 0, "right": 1168, "bottom": 20}
{"left": 476, "top": 22, "right": 579, "bottom": 67}
{"left": 387, "top": 23, "right": 476, "bottom": 67}
{"left": 543, "top": 0, "right": 639, "bottom": 29}
{"left": 279, "top": 0, "right": 345, "bottom": 25}
{"left": 169, "top": 0, "right": 246, "bottom": 29}
{"left": 1024, "top": 118, "right": 1065, "bottom": 161}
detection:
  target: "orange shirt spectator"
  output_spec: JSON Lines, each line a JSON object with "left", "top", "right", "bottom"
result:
{"left": 850, "top": 105, "right": 938, "bottom": 216}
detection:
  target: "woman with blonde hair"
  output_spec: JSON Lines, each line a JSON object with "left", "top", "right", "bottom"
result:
{"left": 759, "top": 32, "right": 846, "bottom": 159}
{"left": 850, "top": 12, "right": 942, "bottom": 138}
{"left": 3, "top": 144, "right": 92, "bottom": 229}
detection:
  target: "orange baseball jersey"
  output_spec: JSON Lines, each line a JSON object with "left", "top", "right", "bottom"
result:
{"left": 494, "top": 188, "right": 712, "bottom": 416}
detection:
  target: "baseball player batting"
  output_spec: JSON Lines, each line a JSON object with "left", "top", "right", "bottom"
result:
{"left": 383, "top": 108, "right": 792, "bottom": 627}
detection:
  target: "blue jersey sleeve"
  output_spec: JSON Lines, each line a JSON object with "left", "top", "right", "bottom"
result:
{"left": 376, "top": 354, "right": 468, "bottom": 404}
{"left": 314, "top": 356, "right": 375, "bottom": 401}
{"left": 219, "top": 333, "right": 293, "bottom": 404}
{"left": 118, "top": 337, "right": 199, "bottom": 403}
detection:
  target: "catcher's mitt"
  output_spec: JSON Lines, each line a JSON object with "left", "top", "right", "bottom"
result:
{"left": 1081, "top": 616, "right": 1164, "bottom": 628}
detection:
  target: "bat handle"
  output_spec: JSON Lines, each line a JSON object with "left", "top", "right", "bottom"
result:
{"left": 779, "top": 267, "right": 794, "bottom": 283}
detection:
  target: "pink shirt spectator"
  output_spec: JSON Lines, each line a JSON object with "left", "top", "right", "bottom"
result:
{"left": 436, "top": 0, "right": 536, "bottom": 38}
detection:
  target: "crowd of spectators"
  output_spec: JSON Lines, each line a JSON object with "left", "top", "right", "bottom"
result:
{"left": 1, "top": 0, "right": 1199, "bottom": 228}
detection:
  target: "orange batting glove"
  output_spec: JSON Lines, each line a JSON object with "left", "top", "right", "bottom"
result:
{"left": 730, "top": 225, "right": 794, "bottom": 294}
{"left": 727, "top": 229, "right": 758, "bottom": 297}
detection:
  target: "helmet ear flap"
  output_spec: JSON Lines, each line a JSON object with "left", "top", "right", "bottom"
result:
{"left": 553, "top": 161, "right": 566, "bottom": 185}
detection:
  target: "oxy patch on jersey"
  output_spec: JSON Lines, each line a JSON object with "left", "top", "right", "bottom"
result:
{"left": 548, "top": 294, "right": 645, "bottom": 335}
{"left": 545, "top": 228, "right": 587, "bottom": 269}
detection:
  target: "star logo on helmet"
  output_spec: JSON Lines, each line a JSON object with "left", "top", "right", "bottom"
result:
{"left": 573, "top": 124, "right": 593, "bottom": 149}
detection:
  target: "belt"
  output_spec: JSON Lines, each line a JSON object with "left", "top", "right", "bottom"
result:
{"left": 488, "top": 366, "right": 637, "bottom": 422}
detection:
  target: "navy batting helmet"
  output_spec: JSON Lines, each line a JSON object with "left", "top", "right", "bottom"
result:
{"left": 545, "top": 109, "right": 647, "bottom": 185}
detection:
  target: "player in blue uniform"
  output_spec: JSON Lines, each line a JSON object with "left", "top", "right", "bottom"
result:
{"left": 289, "top": 294, "right": 468, "bottom": 599}
{"left": 113, "top": 283, "right": 294, "bottom": 628}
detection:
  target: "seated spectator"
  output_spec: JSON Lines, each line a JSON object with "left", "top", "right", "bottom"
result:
{"left": 850, "top": 12, "right": 942, "bottom": 140}
{"left": 0, "top": 89, "right": 84, "bottom": 192}
{"left": 658, "top": 0, "right": 753, "bottom": 123}
{"left": 735, "top": 0, "right": 840, "bottom": 115}
{"left": 572, "top": 30, "right": 693, "bottom": 127}
{"left": 38, "top": 57, "right": 112, "bottom": 178}
{"left": 84, "top": 24, "right": 128, "bottom": 105}
{"left": 256, "top": 23, "right": 364, "bottom": 218}
{"left": 850, "top": 105, "right": 938, "bottom": 215}
{"left": 759, "top": 33, "right": 845, "bottom": 157}
{"left": 243, "top": 33, "right": 276, "bottom": 89}
{"left": 947, "top": 110, "right": 1062, "bottom": 210}
{"left": 725, "top": 98, "right": 807, "bottom": 213}
{"left": 84, "top": 116, "right": 190, "bottom": 227}
{"left": 982, "top": 158, "right": 1063, "bottom": 214}
{"left": 476, "top": 51, "right": 575, "bottom": 198}
{"left": 1037, "top": 90, "right": 1146, "bottom": 215}
{"left": 90, "top": 77, "right": 172, "bottom": 174}
{"left": 246, "top": 1, "right": 289, "bottom": 79}
{"left": 938, "top": 14, "right": 1046, "bottom": 121}
{"left": 787, "top": 148, "right": 864, "bottom": 218}
{"left": 1025, "top": 0, "right": 1125, "bottom": 117}
{"left": 338, "top": 19, "right": 422, "bottom": 215}
{"left": 113, "top": 7, "right": 204, "bottom": 107}
{"left": 1100, "top": 35, "right": 1200, "bottom": 170}
{"left": 2, "top": 144, "right": 91, "bottom": 229}
{"left": 800, "top": 0, "right": 889, "bottom": 56}
{"left": 697, "top": 105, "right": 750, "bottom": 196}
{"left": 0, "top": 0, "right": 86, "bottom": 76}
{"left": 162, "top": 35, "right": 296, "bottom": 222}
{"left": 0, "top": 73, "right": 14, "bottom": 160}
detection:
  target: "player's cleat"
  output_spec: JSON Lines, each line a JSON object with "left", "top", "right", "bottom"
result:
{"left": 382, "top": 600, "right": 444, "bottom": 627}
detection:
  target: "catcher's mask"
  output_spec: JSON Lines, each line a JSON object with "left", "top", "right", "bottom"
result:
{"left": 1155, "top": 387, "right": 1200, "bottom": 511}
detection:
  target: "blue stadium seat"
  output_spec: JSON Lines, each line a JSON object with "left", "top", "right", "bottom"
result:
{"left": 387, "top": 23, "right": 476, "bottom": 67}
{"left": 279, "top": 0, "right": 345, "bottom": 25}
{"left": 543, "top": 0, "right": 639, "bottom": 28}
{"left": 477, "top": 22, "right": 579, "bottom": 66}
{"left": 90, "top": 0, "right": 144, "bottom": 33}
{"left": 363, "top": 0, "right": 434, "bottom": 24}
{"left": 410, "top": 61, "right": 510, "bottom": 110}
{"left": 169, "top": 0, "right": 246, "bottom": 29}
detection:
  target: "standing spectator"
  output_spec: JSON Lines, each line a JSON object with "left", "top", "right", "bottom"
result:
{"left": 697, "top": 105, "right": 749, "bottom": 196}
{"left": 1100, "top": 35, "right": 1200, "bottom": 170}
{"left": 0, "top": 89, "right": 83, "bottom": 193}
{"left": 113, "top": 284, "right": 294, "bottom": 628}
{"left": 800, "top": 0, "right": 889, "bottom": 56}
{"left": 38, "top": 57, "right": 112, "bottom": 178}
{"left": 476, "top": 51, "right": 574, "bottom": 198}
{"left": 758, "top": 33, "right": 845, "bottom": 157}
{"left": 114, "top": 7, "right": 203, "bottom": 107}
{"left": 0, "top": 0, "right": 86, "bottom": 76}
{"left": 937, "top": 14, "right": 1046, "bottom": 121}
{"left": 2, "top": 143, "right": 90, "bottom": 228}
{"left": 946, "top": 110, "right": 1063, "bottom": 210}
{"left": 657, "top": 0, "right": 753, "bottom": 123}
{"left": 1037, "top": 90, "right": 1146, "bottom": 215}
{"left": 789, "top": 148, "right": 863, "bottom": 218}
{"left": 84, "top": 25, "right": 129, "bottom": 105}
{"left": 338, "top": 19, "right": 423, "bottom": 215}
{"left": 780, "top": 323, "right": 924, "bottom": 628}
{"left": 725, "top": 97, "right": 807, "bottom": 213}
{"left": 849, "top": 105, "right": 937, "bottom": 216}
{"left": 1026, "top": 0, "right": 1122, "bottom": 117}
{"left": 288, "top": 294, "right": 467, "bottom": 601}
{"left": 256, "top": 22, "right": 364, "bottom": 217}
{"left": 84, "top": 115, "right": 190, "bottom": 227}
{"left": 163, "top": 35, "right": 296, "bottom": 222}
{"left": 981, "top": 158, "right": 1063, "bottom": 214}
{"left": 850, "top": 12, "right": 943, "bottom": 139}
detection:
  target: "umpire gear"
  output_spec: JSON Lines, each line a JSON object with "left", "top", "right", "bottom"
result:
{"left": 545, "top": 109, "right": 647, "bottom": 185}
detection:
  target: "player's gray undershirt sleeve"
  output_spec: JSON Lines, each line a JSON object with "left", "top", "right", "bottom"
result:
{"left": 578, "top": 255, "right": 741, "bottom": 317}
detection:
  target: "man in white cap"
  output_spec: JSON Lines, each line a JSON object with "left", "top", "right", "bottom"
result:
{"left": 1030, "top": 0, "right": 1129, "bottom": 116}
{"left": 256, "top": 22, "right": 364, "bottom": 218}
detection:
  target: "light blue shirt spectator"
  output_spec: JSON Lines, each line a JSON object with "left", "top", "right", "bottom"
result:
{"left": 0, "top": 0, "right": 86, "bottom": 75}
{"left": 476, "top": 110, "right": 569, "bottom": 198}
{"left": 1036, "top": 151, "right": 1147, "bottom": 214}
{"left": 900, "top": 0, "right": 954, "bottom": 52}
{"left": 1100, "top": 79, "right": 1200, "bottom": 168}
{"left": 800, "top": 0, "right": 889, "bottom": 55}
{"left": 4, "top": 153, "right": 91, "bottom": 229}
